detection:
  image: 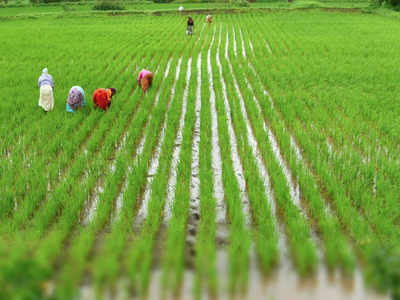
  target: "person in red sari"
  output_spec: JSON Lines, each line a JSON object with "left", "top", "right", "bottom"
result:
{"left": 93, "top": 88, "right": 116, "bottom": 110}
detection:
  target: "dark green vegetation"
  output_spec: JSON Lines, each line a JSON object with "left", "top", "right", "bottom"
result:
{"left": 0, "top": 9, "right": 399, "bottom": 300}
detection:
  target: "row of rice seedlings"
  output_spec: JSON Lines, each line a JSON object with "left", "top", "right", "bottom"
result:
{"left": 161, "top": 55, "right": 197, "bottom": 295}
{"left": 236, "top": 14, "right": 356, "bottom": 274}
{"left": 210, "top": 24, "right": 251, "bottom": 294}
{"left": 0, "top": 36, "right": 146, "bottom": 222}
{"left": 219, "top": 24, "right": 280, "bottom": 274}
{"left": 243, "top": 14, "right": 394, "bottom": 291}
{"left": 216, "top": 26, "right": 252, "bottom": 226}
{"left": 206, "top": 26, "right": 226, "bottom": 225}
{"left": 194, "top": 31, "right": 219, "bottom": 298}
{"left": 223, "top": 18, "right": 318, "bottom": 275}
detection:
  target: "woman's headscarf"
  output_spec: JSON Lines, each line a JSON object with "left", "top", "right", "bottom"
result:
{"left": 67, "top": 87, "right": 83, "bottom": 110}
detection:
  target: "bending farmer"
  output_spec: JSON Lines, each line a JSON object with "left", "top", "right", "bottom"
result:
{"left": 137, "top": 69, "right": 153, "bottom": 93}
{"left": 38, "top": 68, "right": 54, "bottom": 112}
{"left": 93, "top": 88, "right": 116, "bottom": 111}
{"left": 187, "top": 16, "right": 194, "bottom": 35}
{"left": 66, "top": 86, "right": 86, "bottom": 113}
{"left": 206, "top": 15, "right": 212, "bottom": 25}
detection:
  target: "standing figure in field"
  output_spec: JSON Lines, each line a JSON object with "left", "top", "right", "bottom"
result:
{"left": 93, "top": 88, "right": 116, "bottom": 111}
{"left": 137, "top": 69, "right": 153, "bottom": 93}
{"left": 66, "top": 86, "right": 86, "bottom": 113}
{"left": 206, "top": 14, "right": 212, "bottom": 25}
{"left": 38, "top": 68, "right": 55, "bottom": 112}
{"left": 187, "top": 16, "right": 194, "bottom": 35}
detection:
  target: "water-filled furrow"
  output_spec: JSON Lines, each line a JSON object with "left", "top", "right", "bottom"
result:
{"left": 207, "top": 27, "right": 226, "bottom": 224}
{"left": 266, "top": 40, "right": 272, "bottom": 54}
{"left": 239, "top": 28, "right": 247, "bottom": 58}
{"left": 163, "top": 57, "right": 192, "bottom": 223}
{"left": 217, "top": 28, "right": 251, "bottom": 225}
{"left": 232, "top": 27, "right": 237, "bottom": 57}
{"left": 189, "top": 54, "right": 202, "bottom": 223}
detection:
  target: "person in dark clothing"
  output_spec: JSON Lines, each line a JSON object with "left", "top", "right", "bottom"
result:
{"left": 187, "top": 16, "right": 194, "bottom": 35}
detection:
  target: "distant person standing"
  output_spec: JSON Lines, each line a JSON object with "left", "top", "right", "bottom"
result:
{"left": 66, "top": 86, "right": 86, "bottom": 113}
{"left": 137, "top": 69, "right": 153, "bottom": 93}
{"left": 93, "top": 88, "right": 116, "bottom": 111}
{"left": 38, "top": 68, "right": 54, "bottom": 112}
{"left": 187, "top": 16, "right": 194, "bottom": 35}
{"left": 206, "top": 14, "right": 212, "bottom": 25}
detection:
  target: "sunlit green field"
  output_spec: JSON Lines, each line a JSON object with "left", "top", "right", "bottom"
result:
{"left": 0, "top": 10, "right": 399, "bottom": 300}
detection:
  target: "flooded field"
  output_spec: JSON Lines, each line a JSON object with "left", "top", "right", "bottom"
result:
{"left": 1, "top": 10, "right": 399, "bottom": 300}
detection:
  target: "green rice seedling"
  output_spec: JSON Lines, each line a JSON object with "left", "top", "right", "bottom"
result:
{"left": 194, "top": 29, "right": 219, "bottom": 299}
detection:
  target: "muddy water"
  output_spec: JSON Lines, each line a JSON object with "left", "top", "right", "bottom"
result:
{"left": 82, "top": 184, "right": 104, "bottom": 225}
{"left": 135, "top": 58, "right": 183, "bottom": 226}
{"left": 189, "top": 53, "right": 202, "bottom": 224}
{"left": 164, "top": 57, "right": 192, "bottom": 223}
{"left": 245, "top": 245, "right": 389, "bottom": 300}
{"left": 217, "top": 28, "right": 251, "bottom": 225}
{"left": 207, "top": 27, "right": 226, "bottom": 224}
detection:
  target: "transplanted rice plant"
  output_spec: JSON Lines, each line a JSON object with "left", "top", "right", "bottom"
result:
{"left": 0, "top": 9, "right": 399, "bottom": 300}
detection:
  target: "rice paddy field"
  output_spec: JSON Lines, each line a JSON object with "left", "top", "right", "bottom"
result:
{"left": 1, "top": 8, "right": 400, "bottom": 300}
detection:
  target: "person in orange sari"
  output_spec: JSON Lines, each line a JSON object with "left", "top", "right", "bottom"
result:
{"left": 93, "top": 88, "right": 116, "bottom": 110}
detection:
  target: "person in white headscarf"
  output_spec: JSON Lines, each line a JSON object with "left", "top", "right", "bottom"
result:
{"left": 38, "top": 68, "right": 54, "bottom": 112}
